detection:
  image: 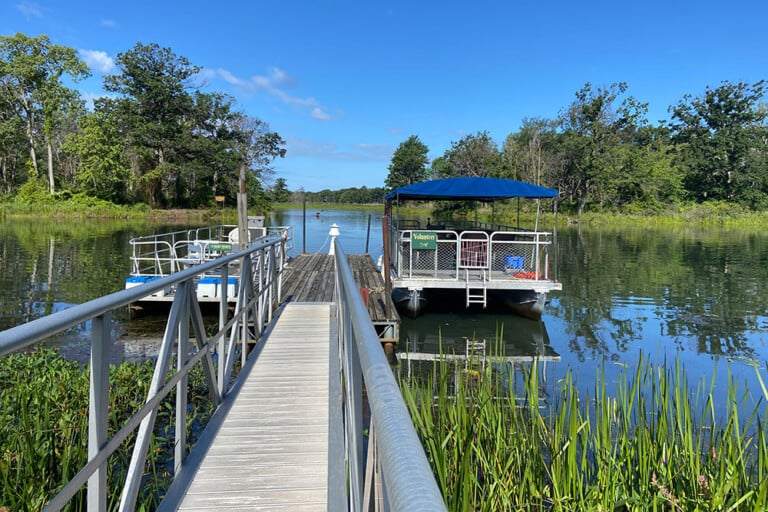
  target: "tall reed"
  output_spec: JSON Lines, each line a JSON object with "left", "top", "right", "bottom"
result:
{"left": 401, "top": 352, "right": 768, "bottom": 511}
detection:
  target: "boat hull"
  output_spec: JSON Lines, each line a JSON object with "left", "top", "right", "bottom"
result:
{"left": 392, "top": 288, "right": 427, "bottom": 318}
{"left": 392, "top": 287, "right": 547, "bottom": 320}
{"left": 494, "top": 290, "right": 547, "bottom": 321}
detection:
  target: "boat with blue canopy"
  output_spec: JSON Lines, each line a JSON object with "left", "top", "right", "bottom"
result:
{"left": 382, "top": 177, "right": 562, "bottom": 320}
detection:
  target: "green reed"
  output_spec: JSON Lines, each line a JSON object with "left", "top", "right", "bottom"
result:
{"left": 401, "top": 352, "right": 768, "bottom": 511}
{"left": 0, "top": 348, "right": 214, "bottom": 511}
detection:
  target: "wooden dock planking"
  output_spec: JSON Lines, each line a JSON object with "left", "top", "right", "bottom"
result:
{"left": 171, "top": 303, "right": 332, "bottom": 511}
{"left": 281, "top": 253, "right": 399, "bottom": 332}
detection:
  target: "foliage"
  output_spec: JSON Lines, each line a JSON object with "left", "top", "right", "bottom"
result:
{"left": 0, "top": 348, "right": 215, "bottom": 510}
{"left": 439, "top": 131, "right": 507, "bottom": 178}
{"left": 62, "top": 106, "right": 131, "bottom": 203}
{"left": 271, "top": 177, "right": 291, "bottom": 202}
{"left": 1, "top": 34, "right": 284, "bottom": 210}
{"left": 385, "top": 135, "right": 430, "bottom": 190}
{"left": 669, "top": 80, "right": 768, "bottom": 207}
{"left": 2, "top": 32, "right": 768, "bottom": 216}
{"left": 502, "top": 117, "right": 559, "bottom": 185}
{"left": 298, "top": 186, "right": 386, "bottom": 204}
{"left": 402, "top": 353, "right": 768, "bottom": 511}
{"left": 0, "top": 33, "right": 89, "bottom": 195}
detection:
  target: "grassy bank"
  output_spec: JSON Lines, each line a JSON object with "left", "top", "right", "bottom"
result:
{"left": 0, "top": 349, "right": 214, "bottom": 510}
{"left": 401, "top": 354, "right": 768, "bottom": 511}
{"left": 3, "top": 195, "right": 768, "bottom": 230}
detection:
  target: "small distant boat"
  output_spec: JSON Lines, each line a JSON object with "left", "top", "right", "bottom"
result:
{"left": 381, "top": 177, "right": 562, "bottom": 320}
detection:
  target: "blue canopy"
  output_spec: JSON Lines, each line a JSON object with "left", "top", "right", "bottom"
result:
{"left": 385, "top": 177, "right": 558, "bottom": 202}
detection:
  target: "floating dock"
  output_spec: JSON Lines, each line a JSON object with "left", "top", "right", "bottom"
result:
{"left": 281, "top": 253, "right": 400, "bottom": 345}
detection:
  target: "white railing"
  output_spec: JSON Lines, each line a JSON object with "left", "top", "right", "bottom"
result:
{"left": 0, "top": 235, "right": 286, "bottom": 511}
{"left": 333, "top": 240, "right": 447, "bottom": 511}
{"left": 128, "top": 225, "right": 293, "bottom": 277}
{"left": 392, "top": 227, "right": 555, "bottom": 282}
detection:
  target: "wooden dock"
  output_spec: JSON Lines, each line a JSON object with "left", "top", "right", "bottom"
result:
{"left": 281, "top": 253, "right": 400, "bottom": 343}
{"left": 162, "top": 303, "right": 335, "bottom": 511}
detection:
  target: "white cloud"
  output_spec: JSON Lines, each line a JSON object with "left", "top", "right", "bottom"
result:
{"left": 203, "top": 66, "right": 332, "bottom": 121}
{"left": 311, "top": 107, "right": 331, "bottom": 121}
{"left": 200, "top": 67, "right": 245, "bottom": 87}
{"left": 16, "top": 2, "right": 42, "bottom": 18}
{"left": 79, "top": 50, "right": 115, "bottom": 73}
{"left": 100, "top": 19, "right": 116, "bottom": 28}
{"left": 286, "top": 136, "right": 392, "bottom": 162}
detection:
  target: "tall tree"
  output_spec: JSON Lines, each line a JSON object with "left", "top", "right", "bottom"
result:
{"left": 385, "top": 135, "right": 429, "bottom": 189}
{"left": 104, "top": 42, "right": 198, "bottom": 206}
{"left": 502, "top": 117, "right": 558, "bottom": 185}
{"left": 441, "top": 131, "right": 506, "bottom": 178}
{"left": 0, "top": 89, "right": 27, "bottom": 195}
{"left": 62, "top": 99, "right": 131, "bottom": 202}
{"left": 555, "top": 82, "right": 647, "bottom": 213}
{"left": 0, "top": 33, "right": 89, "bottom": 193}
{"left": 668, "top": 80, "right": 768, "bottom": 206}
{"left": 271, "top": 177, "right": 291, "bottom": 203}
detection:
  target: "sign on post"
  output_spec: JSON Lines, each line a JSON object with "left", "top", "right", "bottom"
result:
{"left": 412, "top": 231, "right": 437, "bottom": 250}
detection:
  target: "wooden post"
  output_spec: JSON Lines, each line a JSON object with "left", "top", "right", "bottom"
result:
{"left": 237, "top": 163, "right": 248, "bottom": 250}
{"left": 382, "top": 201, "right": 392, "bottom": 321}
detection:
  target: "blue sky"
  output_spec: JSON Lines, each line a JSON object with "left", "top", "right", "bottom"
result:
{"left": 3, "top": 1, "right": 766, "bottom": 192}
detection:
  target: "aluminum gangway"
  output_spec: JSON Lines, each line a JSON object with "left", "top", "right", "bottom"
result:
{"left": 160, "top": 302, "right": 333, "bottom": 509}
{"left": 0, "top": 236, "right": 445, "bottom": 511}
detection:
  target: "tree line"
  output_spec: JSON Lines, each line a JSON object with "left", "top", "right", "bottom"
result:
{"left": 0, "top": 33, "right": 285, "bottom": 209}
{"left": 386, "top": 81, "right": 768, "bottom": 213}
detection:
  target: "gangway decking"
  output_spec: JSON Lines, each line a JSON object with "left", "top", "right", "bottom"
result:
{"left": 161, "top": 303, "right": 333, "bottom": 510}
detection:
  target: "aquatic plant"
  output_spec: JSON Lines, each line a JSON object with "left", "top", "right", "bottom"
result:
{"left": 401, "top": 353, "right": 768, "bottom": 511}
{"left": 0, "top": 348, "right": 214, "bottom": 511}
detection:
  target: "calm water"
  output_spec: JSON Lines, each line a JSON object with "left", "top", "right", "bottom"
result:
{"left": 1, "top": 211, "right": 767, "bottom": 406}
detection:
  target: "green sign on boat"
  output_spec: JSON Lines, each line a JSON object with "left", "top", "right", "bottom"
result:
{"left": 208, "top": 242, "right": 232, "bottom": 252}
{"left": 412, "top": 231, "right": 437, "bottom": 250}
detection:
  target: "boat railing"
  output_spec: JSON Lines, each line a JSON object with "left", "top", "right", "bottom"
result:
{"left": 128, "top": 225, "right": 294, "bottom": 278}
{"left": 392, "top": 226, "right": 555, "bottom": 282}
{"left": 0, "top": 235, "right": 287, "bottom": 511}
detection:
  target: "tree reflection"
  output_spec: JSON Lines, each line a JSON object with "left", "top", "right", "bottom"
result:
{"left": 553, "top": 227, "right": 768, "bottom": 361}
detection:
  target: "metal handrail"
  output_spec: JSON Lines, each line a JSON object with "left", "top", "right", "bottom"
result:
{"left": 0, "top": 235, "right": 286, "bottom": 512}
{"left": 333, "top": 239, "right": 447, "bottom": 511}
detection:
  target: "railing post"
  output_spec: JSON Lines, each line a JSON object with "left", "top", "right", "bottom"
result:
{"left": 88, "top": 313, "right": 111, "bottom": 512}
{"left": 120, "top": 284, "right": 186, "bottom": 512}
{"left": 175, "top": 285, "right": 190, "bottom": 474}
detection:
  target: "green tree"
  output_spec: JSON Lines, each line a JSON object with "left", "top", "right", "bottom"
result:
{"left": 0, "top": 33, "right": 89, "bottom": 193}
{"left": 61, "top": 100, "right": 130, "bottom": 202}
{"left": 502, "top": 117, "right": 559, "bottom": 186}
{"left": 231, "top": 114, "right": 286, "bottom": 211}
{"left": 669, "top": 80, "right": 768, "bottom": 207}
{"left": 0, "top": 90, "right": 27, "bottom": 195}
{"left": 441, "top": 131, "right": 506, "bottom": 178}
{"left": 104, "top": 42, "right": 198, "bottom": 207}
{"left": 271, "top": 177, "right": 291, "bottom": 203}
{"left": 554, "top": 82, "right": 648, "bottom": 213}
{"left": 385, "top": 135, "right": 429, "bottom": 189}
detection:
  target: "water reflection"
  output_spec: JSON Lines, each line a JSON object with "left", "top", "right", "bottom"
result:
{"left": 553, "top": 227, "right": 768, "bottom": 362}
{"left": 1, "top": 216, "right": 767, "bottom": 406}
{"left": 398, "top": 312, "right": 560, "bottom": 403}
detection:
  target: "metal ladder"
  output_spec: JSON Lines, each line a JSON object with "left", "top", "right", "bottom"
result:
{"left": 465, "top": 270, "right": 488, "bottom": 308}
